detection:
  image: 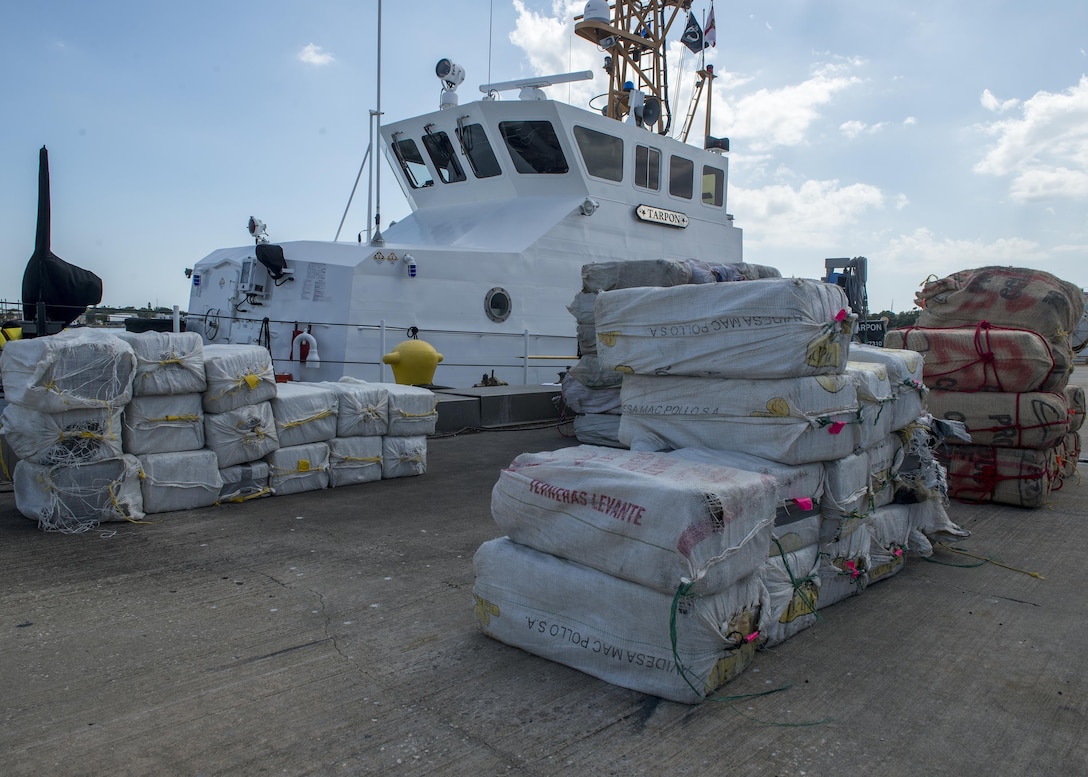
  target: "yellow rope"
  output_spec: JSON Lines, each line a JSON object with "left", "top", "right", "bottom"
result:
{"left": 936, "top": 542, "right": 1044, "bottom": 579}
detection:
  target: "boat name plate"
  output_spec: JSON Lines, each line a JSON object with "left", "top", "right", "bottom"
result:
{"left": 635, "top": 205, "right": 689, "bottom": 228}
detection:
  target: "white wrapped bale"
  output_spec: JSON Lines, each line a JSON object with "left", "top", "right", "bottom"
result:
{"left": 759, "top": 543, "right": 821, "bottom": 648}
{"left": 384, "top": 384, "right": 438, "bottom": 436}
{"left": 218, "top": 461, "right": 271, "bottom": 503}
{"left": 1064, "top": 384, "right": 1085, "bottom": 433}
{"left": 1, "top": 329, "right": 136, "bottom": 412}
{"left": 821, "top": 452, "right": 871, "bottom": 543}
{"left": 204, "top": 401, "right": 279, "bottom": 468}
{"left": 381, "top": 436, "right": 427, "bottom": 479}
{"left": 14, "top": 455, "right": 145, "bottom": 532}
{"left": 817, "top": 527, "right": 872, "bottom": 609}
{"left": 138, "top": 449, "right": 222, "bottom": 513}
{"left": 114, "top": 330, "right": 207, "bottom": 396}
{"left": 619, "top": 373, "right": 860, "bottom": 465}
{"left": 122, "top": 393, "right": 204, "bottom": 454}
{"left": 572, "top": 413, "right": 623, "bottom": 448}
{"left": 594, "top": 278, "right": 856, "bottom": 379}
{"left": 270, "top": 382, "right": 338, "bottom": 447}
{"left": 328, "top": 436, "right": 383, "bottom": 487}
{"left": 567, "top": 355, "right": 623, "bottom": 390}
{"left": 201, "top": 344, "right": 277, "bottom": 414}
{"left": 867, "top": 434, "right": 905, "bottom": 509}
{"left": 473, "top": 537, "right": 765, "bottom": 705}
{"left": 567, "top": 291, "right": 598, "bottom": 355}
{"left": 867, "top": 505, "right": 915, "bottom": 583}
{"left": 561, "top": 372, "right": 620, "bottom": 415}
{"left": 1, "top": 403, "right": 123, "bottom": 465}
{"left": 847, "top": 343, "right": 927, "bottom": 431}
{"left": 492, "top": 446, "right": 776, "bottom": 595}
{"left": 267, "top": 442, "right": 330, "bottom": 495}
{"left": 846, "top": 362, "right": 895, "bottom": 449}
{"left": 323, "top": 379, "right": 389, "bottom": 438}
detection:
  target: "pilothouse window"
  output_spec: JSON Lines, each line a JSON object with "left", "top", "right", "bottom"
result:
{"left": 635, "top": 145, "right": 660, "bottom": 190}
{"left": 456, "top": 122, "right": 502, "bottom": 178}
{"left": 422, "top": 130, "right": 466, "bottom": 184}
{"left": 392, "top": 137, "right": 433, "bottom": 189}
{"left": 573, "top": 126, "right": 623, "bottom": 182}
{"left": 499, "top": 121, "right": 568, "bottom": 174}
{"left": 669, "top": 155, "right": 694, "bottom": 199}
{"left": 702, "top": 165, "right": 724, "bottom": 207}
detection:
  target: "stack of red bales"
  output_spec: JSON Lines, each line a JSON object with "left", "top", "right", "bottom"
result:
{"left": 886, "top": 266, "right": 1085, "bottom": 507}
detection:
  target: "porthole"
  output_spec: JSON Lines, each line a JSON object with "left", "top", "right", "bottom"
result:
{"left": 485, "top": 287, "right": 512, "bottom": 322}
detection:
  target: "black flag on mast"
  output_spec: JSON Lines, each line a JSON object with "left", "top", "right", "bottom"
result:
{"left": 681, "top": 12, "right": 706, "bottom": 53}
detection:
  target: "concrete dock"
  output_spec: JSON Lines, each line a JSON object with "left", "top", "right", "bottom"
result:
{"left": 2, "top": 396, "right": 1086, "bottom": 775}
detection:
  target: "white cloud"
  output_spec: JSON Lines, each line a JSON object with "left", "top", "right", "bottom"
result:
{"left": 716, "top": 62, "right": 863, "bottom": 151}
{"left": 883, "top": 228, "right": 1046, "bottom": 277}
{"left": 980, "top": 88, "right": 1019, "bottom": 113}
{"left": 974, "top": 76, "right": 1088, "bottom": 202}
{"left": 903, "top": 116, "right": 917, "bottom": 126}
{"left": 734, "top": 178, "right": 885, "bottom": 248}
{"left": 298, "top": 43, "right": 334, "bottom": 66}
{"left": 840, "top": 120, "right": 887, "bottom": 139}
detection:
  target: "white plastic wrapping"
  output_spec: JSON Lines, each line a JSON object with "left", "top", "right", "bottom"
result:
{"left": 323, "top": 380, "right": 390, "bottom": 438}
{"left": 114, "top": 330, "right": 207, "bottom": 396}
{"left": 572, "top": 413, "right": 623, "bottom": 448}
{"left": 218, "top": 461, "right": 271, "bottom": 503}
{"left": 269, "top": 382, "right": 338, "bottom": 447}
{"left": 582, "top": 258, "right": 694, "bottom": 292}
{"left": 1, "top": 329, "right": 136, "bottom": 412}
{"left": 1, "top": 403, "right": 124, "bottom": 465}
{"left": 201, "top": 344, "right": 277, "bottom": 414}
{"left": 340, "top": 380, "right": 437, "bottom": 436}
{"left": 122, "top": 393, "right": 204, "bottom": 454}
{"left": 382, "top": 436, "right": 427, "bottom": 478}
{"left": 473, "top": 537, "right": 765, "bottom": 705}
{"left": 14, "top": 455, "right": 145, "bottom": 532}
{"left": 567, "top": 355, "right": 623, "bottom": 390}
{"left": 328, "top": 436, "right": 383, "bottom": 487}
{"left": 817, "top": 526, "right": 872, "bottom": 609}
{"left": 561, "top": 372, "right": 621, "bottom": 415}
{"left": 821, "top": 452, "right": 871, "bottom": 543}
{"left": 492, "top": 446, "right": 776, "bottom": 595}
{"left": 267, "top": 442, "right": 330, "bottom": 495}
{"left": 619, "top": 373, "right": 860, "bottom": 465}
{"left": 847, "top": 343, "right": 927, "bottom": 432}
{"left": 669, "top": 448, "right": 825, "bottom": 511}
{"left": 594, "top": 278, "right": 855, "bottom": 379}
{"left": 204, "top": 401, "right": 279, "bottom": 468}
{"left": 866, "top": 434, "right": 905, "bottom": 509}
{"left": 846, "top": 362, "right": 895, "bottom": 449}
{"left": 138, "top": 449, "right": 222, "bottom": 513}
{"left": 867, "top": 505, "right": 915, "bottom": 583}
{"left": 759, "top": 544, "right": 821, "bottom": 647}
{"left": 1065, "top": 384, "right": 1085, "bottom": 433}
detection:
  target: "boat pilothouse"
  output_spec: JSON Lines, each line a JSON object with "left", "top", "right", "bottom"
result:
{"left": 185, "top": 1, "right": 742, "bottom": 387}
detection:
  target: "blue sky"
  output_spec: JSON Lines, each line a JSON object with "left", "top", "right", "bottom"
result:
{"left": 2, "top": 0, "right": 1087, "bottom": 313}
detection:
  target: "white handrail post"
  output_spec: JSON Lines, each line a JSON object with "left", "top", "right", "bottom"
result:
{"left": 379, "top": 319, "right": 387, "bottom": 382}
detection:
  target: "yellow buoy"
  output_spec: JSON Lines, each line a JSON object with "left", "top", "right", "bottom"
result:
{"left": 382, "top": 339, "right": 444, "bottom": 385}
{"left": 0, "top": 325, "right": 22, "bottom": 351}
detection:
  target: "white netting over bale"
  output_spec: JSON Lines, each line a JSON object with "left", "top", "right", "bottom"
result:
{"left": 121, "top": 393, "right": 204, "bottom": 454}
{"left": 594, "top": 278, "right": 856, "bottom": 379}
{"left": 139, "top": 449, "right": 222, "bottom": 513}
{"left": 492, "top": 446, "right": 775, "bottom": 596}
{"left": 201, "top": 344, "right": 277, "bottom": 414}
{"left": 1, "top": 403, "right": 123, "bottom": 465}
{"left": 328, "top": 436, "right": 383, "bottom": 487}
{"left": 114, "top": 330, "right": 207, "bottom": 396}
{"left": 1, "top": 329, "right": 136, "bottom": 413}
{"left": 204, "top": 401, "right": 279, "bottom": 468}
{"left": 322, "top": 380, "right": 389, "bottom": 438}
{"left": 269, "top": 382, "right": 338, "bottom": 447}
{"left": 217, "top": 461, "right": 271, "bottom": 503}
{"left": 473, "top": 537, "right": 766, "bottom": 704}
{"left": 267, "top": 442, "right": 330, "bottom": 495}
{"left": 14, "top": 455, "right": 145, "bottom": 532}
{"left": 382, "top": 436, "right": 427, "bottom": 479}
{"left": 618, "top": 373, "right": 860, "bottom": 465}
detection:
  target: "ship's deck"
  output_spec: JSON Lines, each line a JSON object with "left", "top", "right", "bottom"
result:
{"left": 1, "top": 374, "right": 1086, "bottom": 776}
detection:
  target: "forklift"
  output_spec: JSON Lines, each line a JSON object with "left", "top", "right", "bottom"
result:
{"left": 823, "top": 257, "right": 884, "bottom": 345}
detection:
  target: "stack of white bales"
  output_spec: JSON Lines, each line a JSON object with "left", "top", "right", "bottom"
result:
{"left": 113, "top": 330, "right": 221, "bottom": 513}
{"left": 594, "top": 277, "right": 943, "bottom": 616}
{"left": 266, "top": 381, "right": 337, "bottom": 495}
{"left": 202, "top": 344, "right": 280, "bottom": 501}
{"left": 477, "top": 445, "right": 776, "bottom": 703}
{"left": 896, "top": 266, "right": 1086, "bottom": 507}
{"left": 1, "top": 329, "right": 144, "bottom": 531}
{"left": 565, "top": 259, "right": 781, "bottom": 447}
{"left": 317, "top": 378, "right": 437, "bottom": 485}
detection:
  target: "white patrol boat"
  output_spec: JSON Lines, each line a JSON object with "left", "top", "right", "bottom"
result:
{"left": 184, "top": 1, "right": 742, "bottom": 387}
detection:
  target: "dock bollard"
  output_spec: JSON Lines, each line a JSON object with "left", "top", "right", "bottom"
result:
{"left": 382, "top": 339, "right": 444, "bottom": 385}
